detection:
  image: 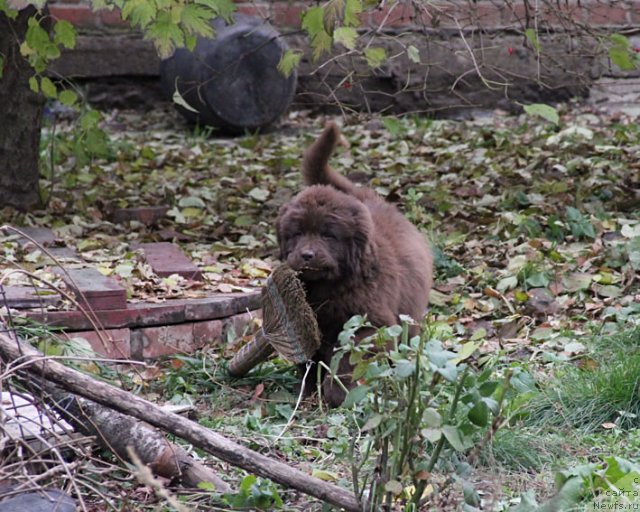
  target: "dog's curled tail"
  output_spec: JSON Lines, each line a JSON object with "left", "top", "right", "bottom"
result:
{"left": 302, "top": 122, "right": 359, "bottom": 196}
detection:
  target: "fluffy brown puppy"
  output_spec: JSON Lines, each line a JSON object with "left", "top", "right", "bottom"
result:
{"left": 276, "top": 122, "right": 433, "bottom": 407}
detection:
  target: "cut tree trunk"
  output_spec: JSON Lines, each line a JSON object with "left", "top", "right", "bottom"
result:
{"left": 0, "top": 6, "right": 46, "bottom": 211}
{"left": 0, "top": 331, "right": 363, "bottom": 511}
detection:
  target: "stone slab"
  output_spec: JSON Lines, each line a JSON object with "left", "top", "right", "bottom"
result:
{"left": 61, "top": 268, "right": 127, "bottom": 311}
{"left": 26, "top": 292, "right": 261, "bottom": 330}
{"left": 13, "top": 227, "right": 57, "bottom": 247}
{"left": 112, "top": 206, "right": 169, "bottom": 225}
{"left": 1, "top": 287, "right": 61, "bottom": 309}
{"left": 139, "top": 242, "right": 203, "bottom": 281}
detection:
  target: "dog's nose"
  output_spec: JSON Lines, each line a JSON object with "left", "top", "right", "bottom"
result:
{"left": 301, "top": 249, "right": 315, "bottom": 261}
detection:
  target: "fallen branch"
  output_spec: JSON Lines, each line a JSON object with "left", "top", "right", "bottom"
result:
{"left": 0, "top": 331, "right": 362, "bottom": 512}
{"left": 40, "top": 382, "right": 231, "bottom": 493}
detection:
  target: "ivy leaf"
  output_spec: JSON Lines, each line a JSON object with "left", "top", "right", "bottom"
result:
{"left": 53, "top": 20, "right": 76, "bottom": 49}
{"left": 333, "top": 26, "right": 357, "bottom": 50}
{"left": 277, "top": 49, "right": 302, "bottom": 78}
{"left": 180, "top": 4, "right": 215, "bottom": 37}
{"left": 523, "top": 103, "right": 559, "bottom": 125}
{"left": 364, "top": 47, "right": 386, "bottom": 68}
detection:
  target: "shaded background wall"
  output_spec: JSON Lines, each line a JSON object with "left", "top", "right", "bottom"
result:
{"left": 48, "top": 0, "right": 640, "bottom": 116}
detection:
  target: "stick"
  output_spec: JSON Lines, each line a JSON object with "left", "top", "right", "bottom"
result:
{"left": 0, "top": 332, "right": 362, "bottom": 512}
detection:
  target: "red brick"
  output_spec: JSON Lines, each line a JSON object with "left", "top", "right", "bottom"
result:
{"left": 112, "top": 206, "right": 168, "bottom": 225}
{"left": 61, "top": 268, "right": 127, "bottom": 311}
{"left": 98, "top": 6, "right": 127, "bottom": 27}
{"left": 49, "top": 4, "right": 99, "bottom": 27}
{"left": 140, "top": 324, "right": 197, "bottom": 358}
{"left": 272, "top": 3, "right": 305, "bottom": 27}
{"left": 587, "top": 3, "right": 629, "bottom": 25}
{"left": 193, "top": 319, "right": 224, "bottom": 347}
{"left": 139, "top": 242, "right": 203, "bottom": 281}
{"left": 223, "top": 310, "right": 261, "bottom": 340}
{"left": 62, "top": 328, "right": 131, "bottom": 359}
{"left": 368, "top": 2, "right": 416, "bottom": 28}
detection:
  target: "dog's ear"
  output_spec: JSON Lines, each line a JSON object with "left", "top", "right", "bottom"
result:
{"left": 346, "top": 208, "right": 377, "bottom": 279}
{"left": 275, "top": 204, "right": 290, "bottom": 260}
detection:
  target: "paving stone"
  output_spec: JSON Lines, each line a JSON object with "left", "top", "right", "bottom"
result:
{"left": 184, "top": 293, "right": 261, "bottom": 321}
{"left": 139, "top": 242, "right": 202, "bottom": 280}
{"left": 61, "top": 268, "right": 127, "bottom": 311}
{"left": 13, "top": 227, "right": 57, "bottom": 248}
{"left": 1, "top": 287, "right": 61, "bottom": 309}
{"left": 25, "top": 292, "right": 260, "bottom": 330}
{"left": 112, "top": 206, "right": 169, "bottom": 225}
{"left": 62, "top": 328, "right": 131, "bottom": 359}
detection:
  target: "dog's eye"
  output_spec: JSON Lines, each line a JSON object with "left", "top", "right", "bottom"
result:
{"left": 321, "top": 232, "right": 337, "bottom": 240}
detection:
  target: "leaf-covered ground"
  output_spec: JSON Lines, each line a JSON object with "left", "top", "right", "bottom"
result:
{"left": 1, "top": 103, "right": 639, "bottom": 510}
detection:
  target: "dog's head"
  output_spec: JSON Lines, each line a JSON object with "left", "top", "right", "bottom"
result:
{"left": 276, "top": 185, "right": 375, "bottom": 282}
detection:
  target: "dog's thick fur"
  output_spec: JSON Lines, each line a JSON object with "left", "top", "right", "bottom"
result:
{"left": 276, "top": 122, "right": 433, "bottom": 406}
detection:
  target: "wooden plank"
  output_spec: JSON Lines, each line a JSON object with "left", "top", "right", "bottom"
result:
{"left": 61, "top": 268, "right": 127, "bottom": 311}
{"left": 139, "top": 242, "right": 203, "bottom": 280}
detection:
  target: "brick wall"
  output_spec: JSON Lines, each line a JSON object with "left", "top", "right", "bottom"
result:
{"left": 47, "top": 0, "right": 640, "bottom": 115}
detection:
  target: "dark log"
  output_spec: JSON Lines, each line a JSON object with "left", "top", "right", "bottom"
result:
{"left": 159, "top": 14, "right": 296, "bottom": 134}
{"left": 0, "top": 332, "right": 362, "bottom": 512}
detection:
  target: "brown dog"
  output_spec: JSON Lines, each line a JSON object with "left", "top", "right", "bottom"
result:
{"left": 276, "top": 122, "right": 433, "bottom": 407}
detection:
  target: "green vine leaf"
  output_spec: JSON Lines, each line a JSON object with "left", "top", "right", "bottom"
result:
{"left": 196, "top": 0, "right": 234, "bottom": 22}
{"left": 525, "top": 28, "right": 540, "bottom": 53}
{"left": 608, "top": 33, "right": 638, "bottom": 70}
{"left": 344, "top": 0, "right": 362, "bottom": 27}
{"left": 180, "top": 4, "right": 215, "bottom": 37}
{"left": 364, "top": 47, "right": 386, "bottom": 68}
{"left": 145, "top": 10, "right": 185, "bottom": 58}
{"left": 334, "top": 26, "right": 357, "bottom": 50}
{"left": 53, "top": 20, "right": 76, "bottom": 49}
{"left": 302, "top": 6, "right": 332, "bottom": 60}
{"left": 277, "top": 49, "right": 302, "bottom": 78}
{"left": 121, "top": 0, "right": 157, "bottom": 28}
{"left": 40, "top": 76, "right": 57, "bottom": 98}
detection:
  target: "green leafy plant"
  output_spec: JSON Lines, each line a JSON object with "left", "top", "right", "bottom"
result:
{"left": 223, "top": 474, "right": 284, "bottom": 510}
{"left": 327, "top": 316, "right": 515, "bottom": 510}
